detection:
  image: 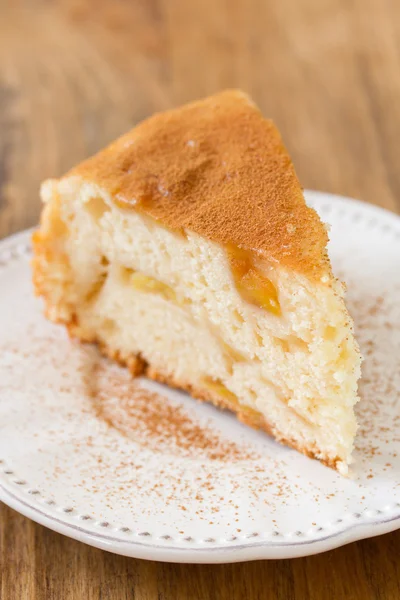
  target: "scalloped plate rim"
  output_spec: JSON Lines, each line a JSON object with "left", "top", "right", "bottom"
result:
{"left": 1, "top": 484, "right": 400, "bottom": 562}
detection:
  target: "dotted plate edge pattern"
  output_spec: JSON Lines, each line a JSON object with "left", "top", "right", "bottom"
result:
{"left": 1, "top": 191, "right": 400, "bottom": 559}
{"left": 1, "top": 457, "right": 400, "bottom": 549}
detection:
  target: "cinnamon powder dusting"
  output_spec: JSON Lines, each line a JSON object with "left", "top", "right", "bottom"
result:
{"left": 71, "top": 90, "right": 329, "bottom": 280}
{"left": 85, "top": 360, "right": 256, "bottom": 462}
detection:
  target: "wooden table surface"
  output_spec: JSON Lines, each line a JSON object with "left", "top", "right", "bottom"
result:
{"left": 1, "top": 0, "right": 400, "bottom": 598}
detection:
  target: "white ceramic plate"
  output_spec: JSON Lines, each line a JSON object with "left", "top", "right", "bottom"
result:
{"left": 0, "top": 191, "right": 400, "bottom": 563}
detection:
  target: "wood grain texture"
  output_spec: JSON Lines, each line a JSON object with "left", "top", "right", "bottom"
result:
{"left": 0, "top": 0, "right": 400, "bottom": 598}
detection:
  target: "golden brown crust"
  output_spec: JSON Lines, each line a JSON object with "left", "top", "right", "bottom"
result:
{"left": 70, "top": 90, "right": 330, "bottom": 280}
{"left": 64, "top": 315, "right": 341, "bottom": 472}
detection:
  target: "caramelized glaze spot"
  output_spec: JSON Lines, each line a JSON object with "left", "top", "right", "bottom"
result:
{"left": 226, "top": 245, "right": 281, "bottom": 316}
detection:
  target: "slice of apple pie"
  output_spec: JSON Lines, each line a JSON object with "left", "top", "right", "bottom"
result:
{"left": 32, "top": 90, "right": 361, "bottom": 474}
